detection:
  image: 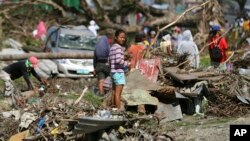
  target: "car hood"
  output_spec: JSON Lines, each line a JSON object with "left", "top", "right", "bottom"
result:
{"left": 53, "top": 47, "right": 94, "bottom": 53}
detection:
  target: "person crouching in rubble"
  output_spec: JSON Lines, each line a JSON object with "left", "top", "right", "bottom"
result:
{"left": 177, "top": 30, "right": 200, "bottom": 69}
{"left": 0, "top": 56, "right": 47, "bottom": 97}
{"left": 94, "top": 36, "right": 110, "bottom": 96}
{"left": 109, "top": 29, "right": 130, "bottom": 111}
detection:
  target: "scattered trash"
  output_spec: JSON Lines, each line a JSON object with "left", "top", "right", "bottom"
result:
{"left": 2, "top": 110, "right": 21, "bottom": 121}
{"left": 239, "top": 68, "right": 250, "bottom": 75}
{"left": 9, "top": 130, "right": 29, "bottom": 141}
{"left": 19, "top": 112, "right": 37, "bottom": 129}
{"left": 37, "top": 116, "right": 46, "bottom": 132}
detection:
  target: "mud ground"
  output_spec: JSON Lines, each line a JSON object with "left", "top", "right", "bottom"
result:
{"left": 161, "top": 113, "right": 250, "bottom": 141}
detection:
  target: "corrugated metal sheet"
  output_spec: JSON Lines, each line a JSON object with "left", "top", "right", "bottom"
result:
{"left": 73, "top": 116, "right": 126, "bottom": 134}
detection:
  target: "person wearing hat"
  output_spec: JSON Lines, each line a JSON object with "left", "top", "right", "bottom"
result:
{"left": 208, "top": 25, "right": 228, "bottom": 67}
{"left": 0, "top": 56, "right": 46, "bottom": 96}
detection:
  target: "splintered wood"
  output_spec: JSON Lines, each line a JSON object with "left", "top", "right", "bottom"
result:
{"left": 157, "top": 86, "right": 176, "bottom": 95}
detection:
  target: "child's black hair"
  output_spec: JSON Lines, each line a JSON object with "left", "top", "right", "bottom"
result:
{"left": 115, "top": 29, "right": 126, "bottom": 37}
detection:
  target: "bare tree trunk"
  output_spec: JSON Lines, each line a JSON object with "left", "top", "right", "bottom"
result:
{"left": 0, "top": 16, "right": 3, "bottom": 40}
{"left": 0, "top": 52, "right": 94, "bottom": 61}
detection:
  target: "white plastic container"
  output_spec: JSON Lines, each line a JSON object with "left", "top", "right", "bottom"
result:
{"left": 239, "top": 68, "right": 250, "bottom": 75}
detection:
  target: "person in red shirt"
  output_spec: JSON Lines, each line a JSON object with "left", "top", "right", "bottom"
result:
{"left": 128, "top": 32, "right": 147, "bottom": 69}
{"left": 208, "top": 25, "right": 228, "bottom": 67}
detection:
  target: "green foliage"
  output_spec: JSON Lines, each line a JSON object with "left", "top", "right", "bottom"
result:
{"left": 200, "top": 55, "right": 211, "bottom": 68}
{"left": 83, "top": 92, "right": 102, "bottom": 107}
{"left": 63, "top": 0, "right": 80, "bottom": 10}
{"left": 25, "top": 37, "right": 41, "bottom": 47}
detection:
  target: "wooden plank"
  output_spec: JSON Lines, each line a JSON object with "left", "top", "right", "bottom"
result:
{"left": 165, "top": 67, "right": 222, "bottom": 82}
{"left": 196, "top": 76, "right": 224, "bottom": 81}
{"left": 164, "top": 67, "right": 197, "bottom": 82}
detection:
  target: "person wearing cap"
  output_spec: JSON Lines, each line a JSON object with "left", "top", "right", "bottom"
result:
{"left": 0, "top": 56, "right": 46, "bottom": 96}
{"left": 209, "top": 25, "right": 228, "bottom": 67}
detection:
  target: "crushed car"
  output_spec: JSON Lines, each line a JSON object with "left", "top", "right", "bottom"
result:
{"left": 44, "top": 25, "right": 97, "bottom": 78}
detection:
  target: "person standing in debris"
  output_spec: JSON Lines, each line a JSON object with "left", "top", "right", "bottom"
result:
{"left": 109, "top": 29, "right": 130, "bottom": 110}
{"left": 172, "top": 26, "right": 183, "bottom": 53}
{"left": 88, "top": 20, "right": 100, "bottom": 37}
{"left": 177, "top": 30, "right": 200, "bottom": 69}
{"left": 0, "top": 56, "right": 46, "bottom": 96}
{"left": 160, "top": 34, "right": 173, "bottom": 55}
{"left": 128, "top": 32, "right": 147, "bottom": 69}
{"left": 94, "top": 36, "right": 110, "bottom": 96}
{"left": 32, "top": 21, "right": 47, "bottom": 48}
{"left": 208, "top": 25, "right": 228, "bottom": 68}
{"left": 147, "top": 30, "right": 159, "bottom": 48}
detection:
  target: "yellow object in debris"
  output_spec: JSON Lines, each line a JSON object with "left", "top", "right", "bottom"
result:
{"left": 51, "top": 128, "right": 59, "bottom": 135}
{"left": 118, "top": 126, "right": 126, "bottom": 134}
{"left": 143, "top": 40, "right": 149, "bottom": 46}
{"left": 243, "top": 20, "right": 250, "bottom": 31}
{"left": 226, "top": 51, "right": 233, "bottom": 57}
{"left": 9, "top": 130, "right": 29, "bottom": 141}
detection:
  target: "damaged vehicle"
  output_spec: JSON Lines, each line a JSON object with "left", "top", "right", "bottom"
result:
{"left": 44, "top": 25, "right": 97, "bottom": 78}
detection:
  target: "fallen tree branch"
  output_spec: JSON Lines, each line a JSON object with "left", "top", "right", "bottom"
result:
{"left": 36, "top": 0, "right": 67, "bottom": 17}
{"left": 0, "top": 0, "right": 67, "bottom": 17}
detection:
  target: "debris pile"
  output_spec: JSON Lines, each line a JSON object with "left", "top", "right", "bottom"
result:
{"left": 2, "top": 41, "right": 250, "bottom": 140}
{"left": 205, "top": 92, "right": 248, "bottom": 117}
{"left": 1, "top": 90, "right": 174, "bottom": 140}
{"left": 1, "top": 94, "right": 96, "bottom": 140}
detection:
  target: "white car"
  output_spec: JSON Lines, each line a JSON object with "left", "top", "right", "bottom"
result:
{"left": 45, "top": 25, "right": 97, "bottom": 78}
